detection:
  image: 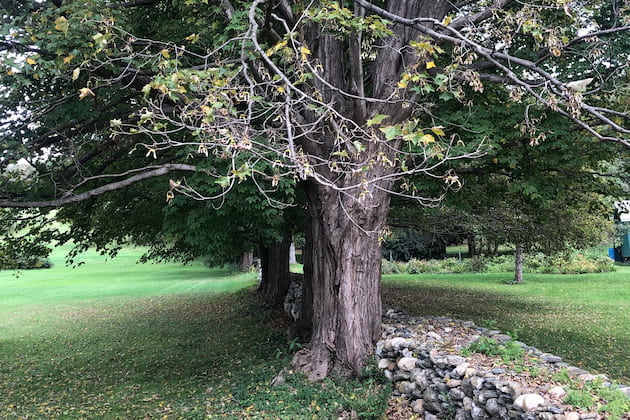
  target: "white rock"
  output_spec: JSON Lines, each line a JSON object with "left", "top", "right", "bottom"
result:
{"left": 453, "top": 362, "right": 470, "bottom": 377}
{"left": 397, "top": 357, "right": 418, "bottom": 371}
{"left": 547, "top": 386, "right": 566, "bottom": 398}
{"left": 390, "top": 337, "right": 408, "bottom": 349}
{"left": 565, "top": 412, "right": 580, "bottom": 420}
{"left": 513, "top": 393, "right": 545, "bottom": 412}
{"left": 377, "top": 358, "right": 390, "bottom": 369}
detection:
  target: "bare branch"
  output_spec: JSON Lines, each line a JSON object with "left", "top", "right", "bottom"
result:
{"left": 0, "top": 164, "right": 197, "bottom": 208}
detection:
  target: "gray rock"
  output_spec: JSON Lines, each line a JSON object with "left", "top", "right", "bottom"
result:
{"left": 455, "top": 408, "right": 473, "bottom": 420}
{"left": 461, "top": 378, "right": 474, "bottom": 397}
{"left": 423, "top": 400, "right": 442, "bottom": 414}
{"left": 447, "top": 379, "right": 462, "bottom": 388}
{"left": 567, "top": 367, "right": 589, "bottom": 376}
{"left": 471, "top": 402, "right": 489, "bottom": 419}
{"left": 393, "top": 370, "right": 411, "bottom": 381}
{"left": 478, "top": 390, "right": 499, "bottom": 403}
{"left": 493, "top": 334, "right": 513, "bottom": 343}
{"left": 547, "top": 406, "right": 563, "bottom": 414}
{"left": 397, "top": 357, "right": 418, "bottom": 372}
{"left": 485, "top": 398, "right": 501, "bottom": 415}
{"left": 424, "top": 412, "right": 438, "bottom": 420}
{"left": 449, "top": 387, "right": 466, "bottom": 401}
{"left": 396, "top": 380, "right": 416, "bottom": 395}
{"left": 446, "top": 355, "right": 467, "bottom": 366}
{"left": 427, "top": 331, "right": 443, "bottom": 341}
{"left": 542, "top": 355, "right": 563, "bottom": 363}
{"left": 411, "top": 399, "right": 424, "bottom": 413}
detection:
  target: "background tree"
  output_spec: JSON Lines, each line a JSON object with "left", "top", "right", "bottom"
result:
{"left": 1, "top": 0, "right": 629, "bottom": 379}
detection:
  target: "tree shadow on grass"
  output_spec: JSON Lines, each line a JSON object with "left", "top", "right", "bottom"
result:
{"left": 0, "top": 289, "right": 289, "bottom": 418}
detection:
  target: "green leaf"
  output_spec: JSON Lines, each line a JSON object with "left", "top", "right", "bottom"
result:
{"left": 366, "top": 114, "right": 388, "bottom": 127}
{"left": 379, "top": 125, "right": 403, "bottom": 140}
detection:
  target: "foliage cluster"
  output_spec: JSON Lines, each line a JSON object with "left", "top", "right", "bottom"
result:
{"left": 381, "top": 251, "right": 616, "bottom": 275}
{"left": 460, "top": 336, "right": 525, "bottom": 363}
{"left": 553, "top": 370, "right": 630, "bottom": 420}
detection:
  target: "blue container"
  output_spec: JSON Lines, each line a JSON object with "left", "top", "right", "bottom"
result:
{"left": 608, "top": 248, "right": 616, "bottom": 260}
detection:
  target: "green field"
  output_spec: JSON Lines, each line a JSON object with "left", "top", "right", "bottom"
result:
{"left": 0, "top": 247, "right": 387, "bottom": 419}
{"left": 1, "top": 246, "right": 629, "bottom": 418}
{"left": 382, "top": 266, "right": 630, "bottom": 384}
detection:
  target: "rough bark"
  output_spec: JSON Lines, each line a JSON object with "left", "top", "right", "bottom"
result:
{"left": 514, "top": 243, "right": 524, "bottom": 284}
{"left": 293, "top": 181, "right": 390, "bottom": 380}
{"left": 293, "top": 0, "right": 451, "bottom": 380}
{"left": 259, "top": 233, "right": 292, "bottom": 307}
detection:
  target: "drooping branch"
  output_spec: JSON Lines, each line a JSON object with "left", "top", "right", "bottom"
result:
{"left": 0, "top": 164, "right": 197, "bottom": 208}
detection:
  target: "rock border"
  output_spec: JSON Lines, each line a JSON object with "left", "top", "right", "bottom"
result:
{"left": 377, "top": 308, "right": 630, "bottom": 420}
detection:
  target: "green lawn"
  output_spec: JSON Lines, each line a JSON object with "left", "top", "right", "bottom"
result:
{"left": 382, "top": 266, "right": 630, "bottom": 384}
{"left": 0, "top": 246, "right": 387, "bottom": 419}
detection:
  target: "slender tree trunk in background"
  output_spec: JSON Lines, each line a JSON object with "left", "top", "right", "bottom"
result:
{"left": 293, "top": 181, "right": 389, "bottom": 380}
{"left": 467, "top": 233, "right": 477, "bottom": 258}
{"left": 259, "top": 233, "right": 291, "bottom": 307}
{"left": 514, "top": 244, "right": 524, "bottom": 284}
{"left": 240, "top": 250, "right": 254, "bottom": 271}
{"left": 289, "top": 242, "right": 297, "bottom": 265}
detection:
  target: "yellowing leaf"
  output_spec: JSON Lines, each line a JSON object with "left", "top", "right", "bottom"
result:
{"left": 431, "top": 126, "right": 445, "bottom": 136}
{"left": 426, "top": 61, "right": 436, "bottom": 70}
{"left": 72, "top": 67, "right": 81, "bottom": 81}
{"left": 160, "top": 49, "right": 171, "bottom": 58}
{"left": 185, "top": 33, "right": 199, "bottom": 44}
{"left": 78, "top": 87, "right": 95, "bottom": 99}
{"left": 63, "top": 54, "right": 75, "bottom": 64}
{"left": 54, "top": 16, "right": 69, "bottom": 34}
{"left": 26, "top": 57, "right": 37, "bottom": 66}
{"left": 443, "top": 16, "right": 452, "bottom": 26}
{"left": 276, "top": 86, "right": 286, "bottom": 93}
{"left": 420, "top": 134, "right": 435, "bottom": 144}
{"left": 300, "top": 45, "right": 311, "bottom": 61}
{"left": 6, "top": 70, "right": 14, "bottom": 76}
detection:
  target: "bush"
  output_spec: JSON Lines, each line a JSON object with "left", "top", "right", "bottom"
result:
{"left": 381, "top": 250, "right": 615, "bottom": 275}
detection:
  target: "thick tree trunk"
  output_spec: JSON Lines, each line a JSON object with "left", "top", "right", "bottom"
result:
{"left": 293, "top": 182, "right": 389, "bottom": 380}
{"left": 259, "top": 233, "right": 291, "bottom": 307}
{"left": 514, "top": 244, "right": 524, "bottom": 284}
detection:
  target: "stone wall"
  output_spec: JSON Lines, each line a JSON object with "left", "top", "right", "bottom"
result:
{"left": 377, "top": 309, "right": 629, "bottom": 420}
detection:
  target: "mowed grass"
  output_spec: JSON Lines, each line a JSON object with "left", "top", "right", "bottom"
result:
{"left": 0, "top": 247, "right": 388, "bottom": 419}
{"left": 382, "top": 266, "right": 630, "bottom": 384}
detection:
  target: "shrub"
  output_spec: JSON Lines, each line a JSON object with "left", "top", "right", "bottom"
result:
{"left": 382, "top": 250, "right": 616, "bottom": 275}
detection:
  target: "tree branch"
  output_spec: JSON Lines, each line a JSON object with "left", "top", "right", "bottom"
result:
{"left": 0, "top": 164, "right": 197, "bottom": 208}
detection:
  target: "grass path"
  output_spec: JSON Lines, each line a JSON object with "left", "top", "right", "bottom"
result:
{"left": 382, "top": 266, "right": 630, "bottom": 383}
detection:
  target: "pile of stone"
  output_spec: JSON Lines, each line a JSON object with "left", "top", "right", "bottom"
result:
{"left": 377, "top": 309, "right": 629, "bottom": 420}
